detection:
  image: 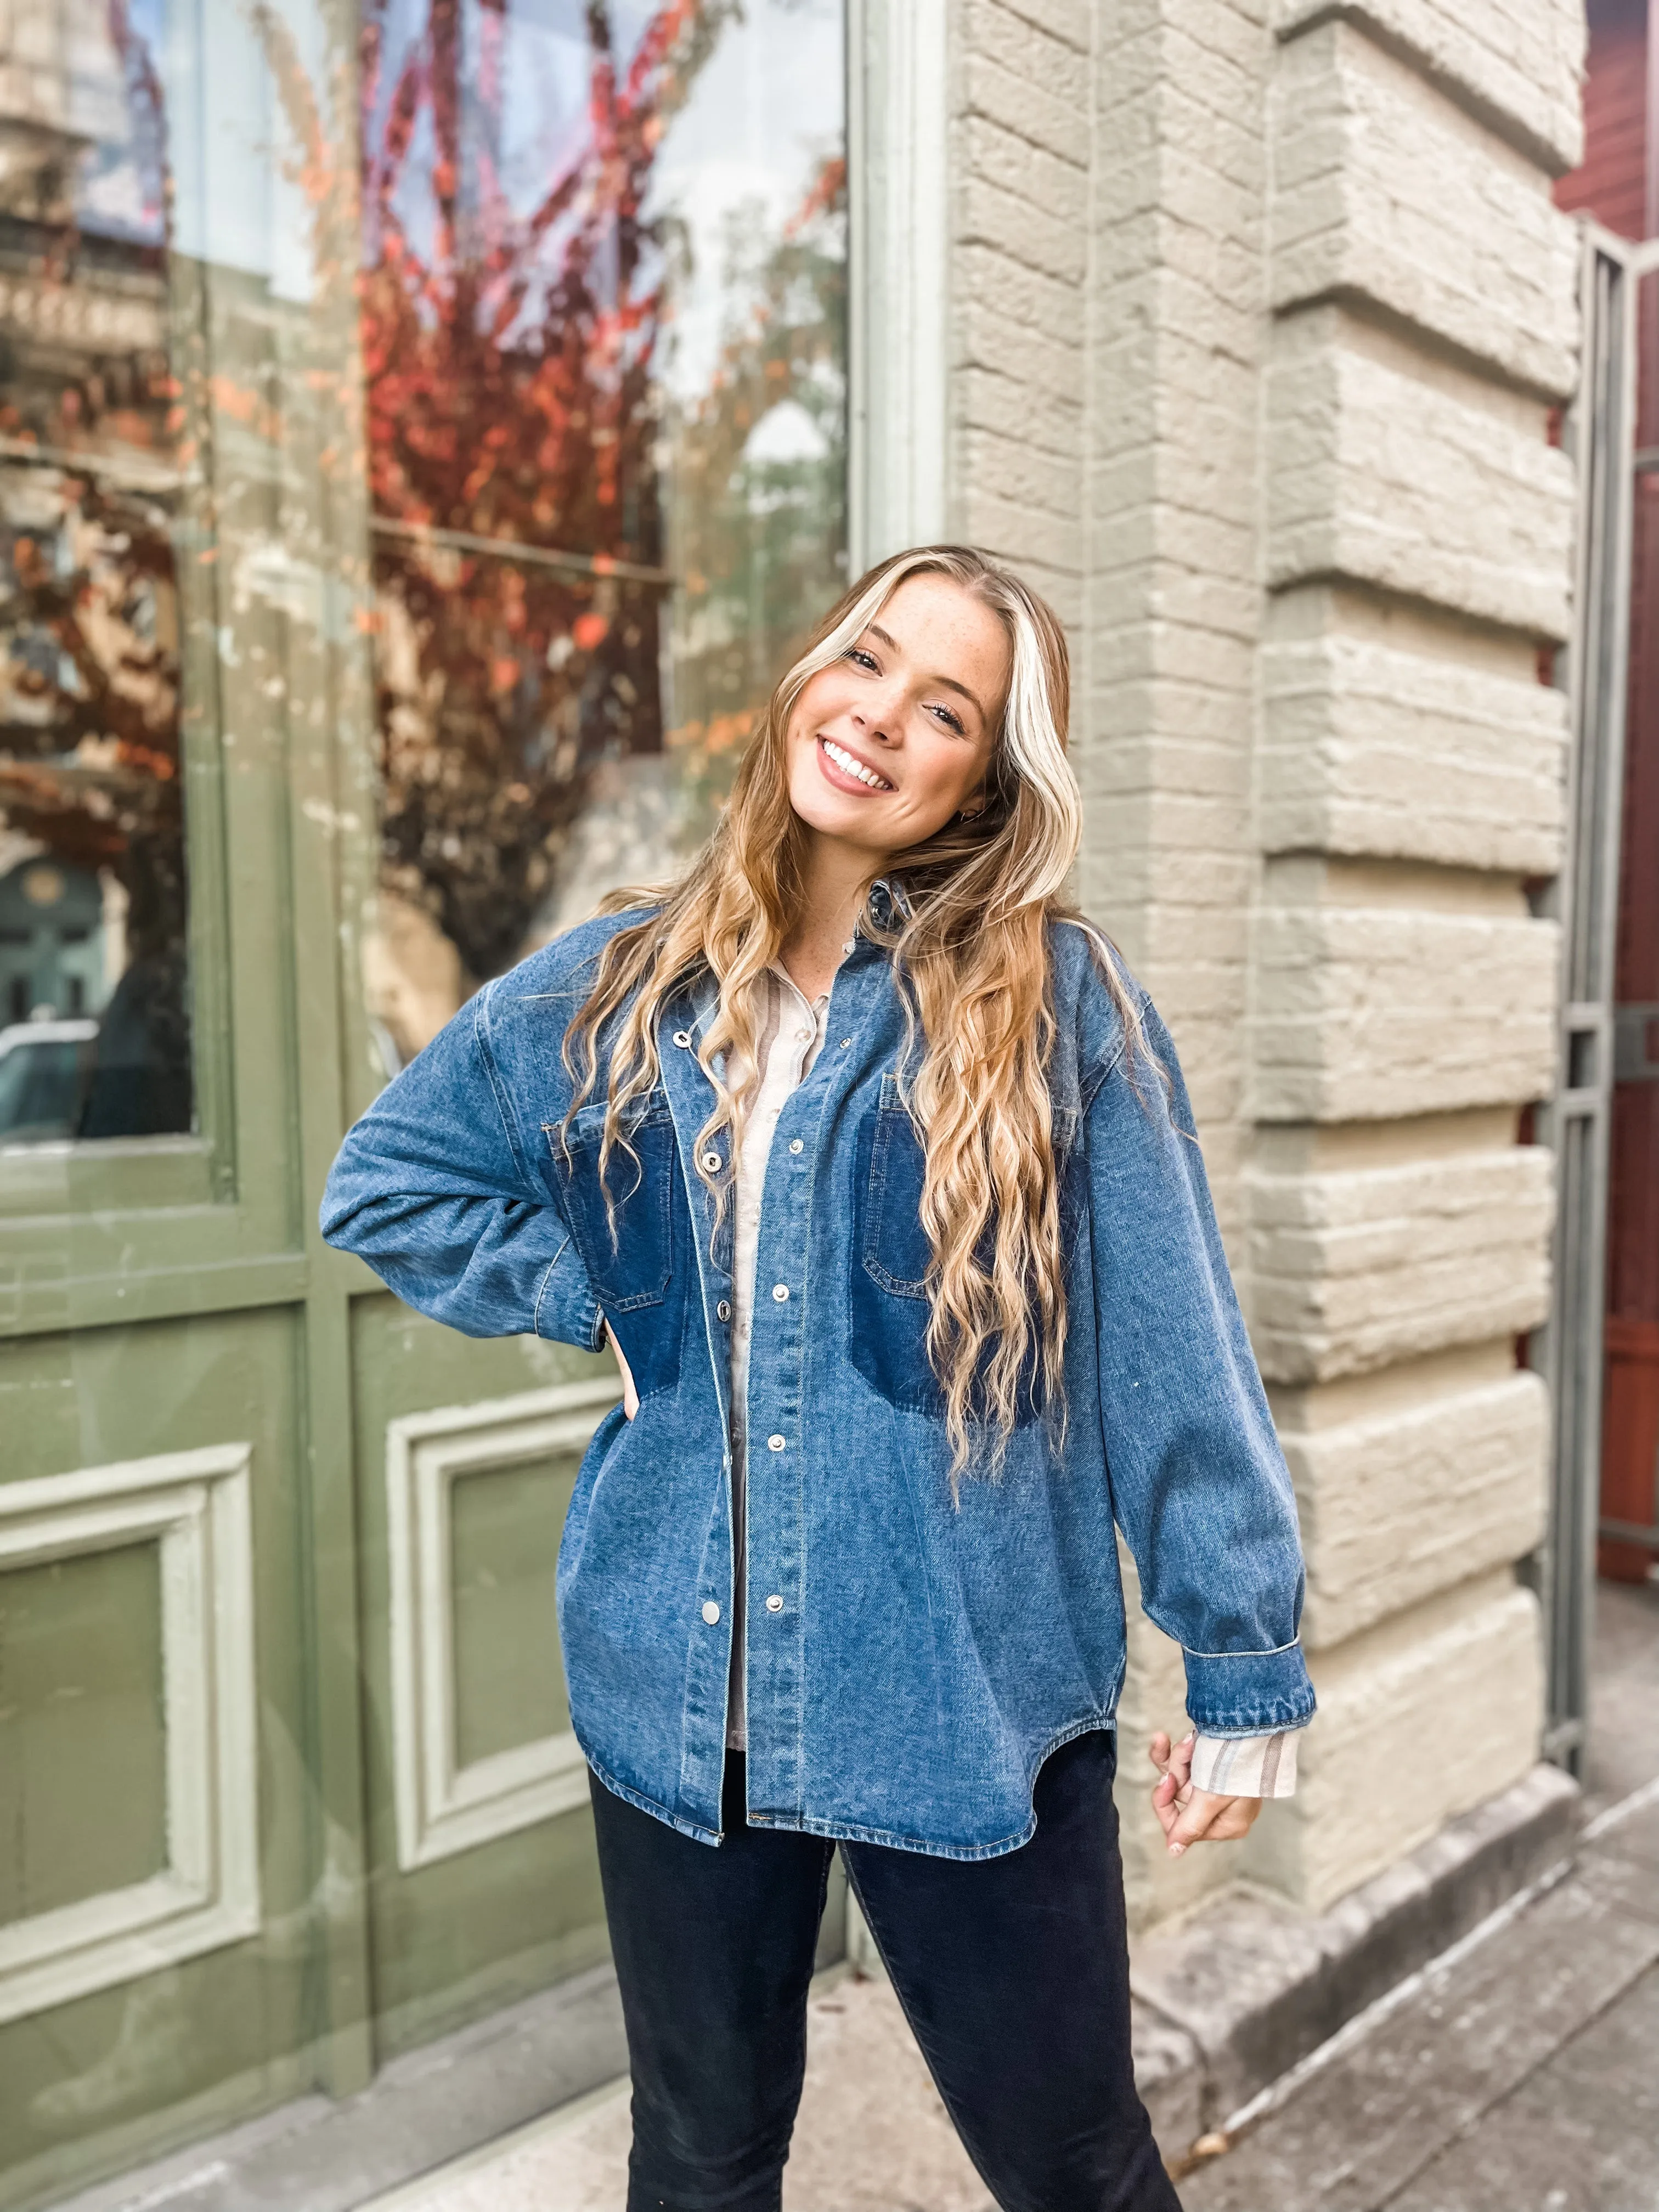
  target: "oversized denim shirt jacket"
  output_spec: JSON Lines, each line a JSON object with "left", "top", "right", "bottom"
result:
{"left": 321, "top": 900, "right": 1316, "bottom": 1860}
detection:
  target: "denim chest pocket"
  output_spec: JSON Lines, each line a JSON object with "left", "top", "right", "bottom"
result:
{"left": 850, "top": 1075, "right": 1081, "bottom": 1417}
{"left": 545, "top": 1090, "right": 676, "bottom": 1314}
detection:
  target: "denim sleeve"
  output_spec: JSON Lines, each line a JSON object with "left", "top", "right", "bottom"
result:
{"left": 319, "top": 980, "right": 604, "bottom": 1351}
{"left": 1085, "top": 1000, "right": 1315, "bottom": 1737}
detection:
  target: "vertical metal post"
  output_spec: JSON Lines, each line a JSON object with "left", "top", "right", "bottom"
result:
{"left": 1537, "top": 227, "right": 1647, "bottom": 1770}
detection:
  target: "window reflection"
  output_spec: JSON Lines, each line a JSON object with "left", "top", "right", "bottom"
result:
{"left": 0, "top": 0, "right": 193, "bottom": 1144}
{"left": 358, "top": 0, "right": 847, "bottom": 1066}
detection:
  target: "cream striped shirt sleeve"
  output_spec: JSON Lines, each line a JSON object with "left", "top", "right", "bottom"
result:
{"left": 1188, "top": 1728, "right": 1299, "bottom": 1798}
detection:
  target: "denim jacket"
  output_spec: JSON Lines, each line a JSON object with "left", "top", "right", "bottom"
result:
{"left": 321, "top": 905, "right": 1314, "bottom": 1859}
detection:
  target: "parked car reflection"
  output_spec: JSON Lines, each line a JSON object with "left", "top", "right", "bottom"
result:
{"left": 0, "top": 1016, "right": 99, "bottom": 1142}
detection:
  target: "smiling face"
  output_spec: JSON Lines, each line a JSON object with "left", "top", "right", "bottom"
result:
{"left": 784, "top": 571, "right": 1011, "bottom": 870}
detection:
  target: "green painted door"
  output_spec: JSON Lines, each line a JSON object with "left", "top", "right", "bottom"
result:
{"left": 0, "top": 2, "right": 847, "bottom": 2204}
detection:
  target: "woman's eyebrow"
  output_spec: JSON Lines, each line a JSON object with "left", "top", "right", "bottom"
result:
{"left": 865, "top": 623, "right": 986, "bottom": 718}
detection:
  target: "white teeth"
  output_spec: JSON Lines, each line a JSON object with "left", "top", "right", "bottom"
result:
{"left": 823, "top": 738, "right": 892, "bottom": 791}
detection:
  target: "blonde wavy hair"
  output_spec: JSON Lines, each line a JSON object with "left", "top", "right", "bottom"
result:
{"left": 563, "top": 545, "right": 1143, "bottom": 1472}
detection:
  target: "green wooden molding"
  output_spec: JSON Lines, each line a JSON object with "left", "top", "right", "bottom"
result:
{"left": 0, "top": 1253, "right": 308, "bottom": 1339}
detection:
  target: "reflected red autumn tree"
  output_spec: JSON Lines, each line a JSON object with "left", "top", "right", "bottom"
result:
{"left": 357, "top": 0, "right": 736, "bottom": 988}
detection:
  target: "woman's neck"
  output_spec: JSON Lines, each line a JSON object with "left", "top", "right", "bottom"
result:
{"left": 778, "top": 835, "right": 884, "bottom": 1001}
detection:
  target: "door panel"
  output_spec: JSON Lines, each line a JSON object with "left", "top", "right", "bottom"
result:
{"left": 348, "top": 1296, "right": 616, "bottom": 2058}
{"left": 0, "top": 1311, "right": 312, "bottom": 2208}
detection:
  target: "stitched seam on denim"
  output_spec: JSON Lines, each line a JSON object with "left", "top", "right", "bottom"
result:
{"left": 532, "top": 1237, "right": 573, "bottom": 1339}
{"left": 584, "top": 1746, "right": 721, "bottom": 1847}
{"left": 475, "top": 980, "right": 534, "bottom": 1190}
{"left": 1181, "top": 1636, "right": 1304, "bottom": 1660}
{"left": 865, "top": 1102, "right": 928, "bottom": 1296}
{"left": 1198, "top": 1718, "right": 1312, "bottom": 1739}
{"left": 1079, "top": 1031, "right": 1132, "bottom": 1119}
{"left": 760, "top": 1717, "right": 1119, "bottom": 1860}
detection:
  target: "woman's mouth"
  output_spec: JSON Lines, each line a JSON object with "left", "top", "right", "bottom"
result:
{"left": 817, "top": 736, "right": 894, "bottom": 793}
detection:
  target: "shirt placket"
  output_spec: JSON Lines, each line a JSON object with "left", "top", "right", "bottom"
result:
{"left": 741, "top": 948, "right": 872, "bottom": 1825}
{"left": 726, "top": 969, "right": 829, "bottom": 1754}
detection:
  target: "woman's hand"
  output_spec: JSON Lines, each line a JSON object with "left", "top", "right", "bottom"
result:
{"left": 1148, "top": 1729, "right": 1262, "bottom": 1857}
{"left": 603, "top": 1319, "right": 640, "bottom": 1421}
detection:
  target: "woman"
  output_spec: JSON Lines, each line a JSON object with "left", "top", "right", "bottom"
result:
{"left": 323, "top": 546, "right": 1314, "bottom": 2211}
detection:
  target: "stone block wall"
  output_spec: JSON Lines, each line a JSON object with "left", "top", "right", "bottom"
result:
{"left": 944, "top": 0, "right": 1582, "bottom": 1923}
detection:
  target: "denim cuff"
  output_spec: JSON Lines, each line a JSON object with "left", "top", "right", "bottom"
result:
{"left": 1181, "top": 1639, "right": 1316, "bottom": 1736}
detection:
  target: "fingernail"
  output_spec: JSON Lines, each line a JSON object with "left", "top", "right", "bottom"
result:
{"left": 1169, "top": 1842, "right": 1185, "bottom": 1857}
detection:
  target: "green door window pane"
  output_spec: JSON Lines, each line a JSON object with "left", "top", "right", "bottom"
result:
{"left": 449, "top": 1451, "right": 575, "bottom": 1771}
{"left": 0, "top": 1539, "right": 167, "bottom": 1927}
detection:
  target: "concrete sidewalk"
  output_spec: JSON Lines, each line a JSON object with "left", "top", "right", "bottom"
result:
{"left": 1176, "top": 1774, "right": 1659, "bottom": 2212}
{"left": 361, "top": 1977, "right": 994, "bottom": 2212}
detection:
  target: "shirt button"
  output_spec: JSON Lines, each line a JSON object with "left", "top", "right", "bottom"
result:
{"left": 702, "top": 1600, "right": 721, "bottom": 1624}
{"left": 788, "top": 1138, "right": 803, "bottom": 1155}
{"left": 772, "top": 1283, "right": 789, "bottom": 1302}
{"left": 767, "top": 1434, "right": 786, "bottom": 1453}
{"left": 673, "top": 1030, "right": 692, "bottom": 1047}
{"left": 795, "top": 1026, "right": 812, "bottom": 1043}
{"left": 701, "top": 1150, "right": 722, "bottom": 1172}
{"left": 765, "top": 1594, "right": 784, "bottom": 1613}
{"left": 716, "top": 1299, "right": 732, "bottom": 1321}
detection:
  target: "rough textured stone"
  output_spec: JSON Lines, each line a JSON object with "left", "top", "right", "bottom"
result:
{"left": 962, "top": 0, "right": 1576, "bottom": 1982}
{"left": 1246, "top": 1575, "right": 1546, "bottom": 1909}
{"left": 1271, "top": 20, "right": 1579, "bottom": 395}
{"left": 1251, "top": 864, "right": 1558, "bottom": 1121}
{"left": 1247, "top": 1141, "right": 1553, "bottom": 1380}
{"left": 1260, "top": 588, "right": 1567, "bottom": 872}
{"left": 1274, "top": 0, "right": 1585, "bottom": 173}
{"left": 1274, "top": 1360, "right": 1549, "bottom": 1645}
{"left": 1267, "top": 309, "right": 1575, "bottom": 636}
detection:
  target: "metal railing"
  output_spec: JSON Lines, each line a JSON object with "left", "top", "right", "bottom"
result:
{"left": 1538, "top": 224, "right": 1659, "bottom": 1770}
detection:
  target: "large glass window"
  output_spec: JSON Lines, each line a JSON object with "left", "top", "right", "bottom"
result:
{"left": 0, "top": 0, "right": 194, "bottom": 1143}
{"left": 357, "top": 0, "right": 848, "bottom": 1065}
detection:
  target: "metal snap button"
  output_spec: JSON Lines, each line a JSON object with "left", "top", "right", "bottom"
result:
{"left": 788, "top": 1138, "right": 803, "bottom": 1154}
{"left": 673, "top": 1029, "right": 692, "bottom": 1047}
{"left": 765, "top": 1594, "right": 784, "bottom": 1613}
{"left": 717, "top": 1299, "right": 732, "bottom": 1322}
{"left": 702, "top": 1150, "right": 722, "bottom": 1172}
{"left": 702, "top": 1600, "right": 721, "bottom": 1624}
{"left": 839, "top": 1038, "right": 851, "bottom": 1048}
{"left": 772, "top": 1284, "right": 789, "bottom": 1303}
{"left": 767, "top": 1434, "right": 786, "bottom": 1453}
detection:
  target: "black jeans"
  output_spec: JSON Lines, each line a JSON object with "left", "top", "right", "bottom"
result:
{"left": 588, "top": 1729, "right": 1181, "bottom": 2212}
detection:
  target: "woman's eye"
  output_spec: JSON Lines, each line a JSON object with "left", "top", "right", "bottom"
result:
{"left": 844, "top": 646, "right": 879, "bottom": 672}
{"left": 930, "top": 703, "right": 967, "bottom": 735}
